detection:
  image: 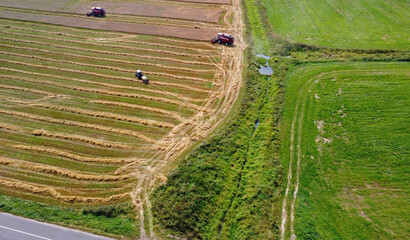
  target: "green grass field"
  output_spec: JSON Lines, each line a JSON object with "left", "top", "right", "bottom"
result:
{"left": 280, "top": 62, "right": 409, "bottom": 239}
{"left": 262, "top": 0, "right": 409, "bottom": 50}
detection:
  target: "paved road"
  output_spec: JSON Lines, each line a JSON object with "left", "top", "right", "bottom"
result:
{"left": 0, "top": 212, "right": 114, "bottom": 240}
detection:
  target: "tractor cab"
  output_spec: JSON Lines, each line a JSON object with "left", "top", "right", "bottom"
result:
{"left": 135, "top": 70, "right": 149, "bottom": 84}
{"left": 211, "top": 33, "right": 234, "bottom": 45}
{"left": 87, "top": 7, "right": 106, "bottom": 17}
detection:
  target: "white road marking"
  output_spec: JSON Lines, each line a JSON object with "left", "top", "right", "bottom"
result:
{"left": 0, "top": 225, "right": 53, "bottom": 240}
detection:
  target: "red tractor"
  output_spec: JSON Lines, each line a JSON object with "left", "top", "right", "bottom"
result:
{"left": 211, "top": 33, "right": 234, "bottom": 45}
{"left": 86, "top": 7, "right": 106, "bottom": 17}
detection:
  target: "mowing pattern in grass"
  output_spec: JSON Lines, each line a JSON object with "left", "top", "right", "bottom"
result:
{"left": 263, "top": 0, "right": 409, "bottom": 50}
{"left": 280, "top": 62, "right": 409, "bottom": 239}
{"left": 0, "top": 18, "right": 225, "bottom": 206}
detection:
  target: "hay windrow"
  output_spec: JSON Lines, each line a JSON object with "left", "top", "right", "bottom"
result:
{"left": 0, "top": 72, "right": 202, "bottom": 110}
{"left": 0, "top": 109, "right": 156, "bottom": 143}
{"left": 0, "top": 60, "right": 209, "bottom": 93}
{"left": 91, "top": 100, "right": 186, "bottom": 122}
{"left": 0, "top": 83, "right": 51, "bottom": 96}
{"left": 0, "top": 36, "right": 214, "bottom": 66}
{"left": 0, "top": 178, "right": 129, "bottom": 203}
{"left": 3, "top": 26, "right": 217, "bottom": 53}
{"left": 0, "top": 157, "right": 134, "bottom": 181}
{"left": 0, "top": 50, "right": 209, "bottom": 83}
{"left": 0, "top": 31, "right": 205, "bottom": 58}
{"left": 0, "top": 122, "right": 23, "bottom": 132}
{"left": 32, "top": 103, "right": 175, "bottom": 129}
{"left": 0, "top": 43, "right": 214, "bottom": 73}
{"left": 0, "top": 67, "right": 208, "bottom": 100}
{"left": 31, "top": 129, "right": 132, "bottom": 149}
{"left": 12, "top": 144, "right": 141, "bottom": 164}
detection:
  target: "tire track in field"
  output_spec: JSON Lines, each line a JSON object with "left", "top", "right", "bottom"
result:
{"left": 0, "top": 109, "right": 156, "bottom": 143}
{"left": 280, "top": 100, "right": 298, "bottom": 240}
{"left": 0, "top": 50, "right": 209, "bottom": 83}
{"left": 0, "top": 67, "right": 203, "bottom": 110}
{"left": 0, "top": 157, "right": 136, "bottom": 181}
{"left": 0, "top": 37, "right": 214, "bottom": 67}
{"left": 0, "top": 43, "right": 214, "bottom": 74}
{"left": 281, "top": 76, "right": 317, "bottom": 240}
{"left": 0, "top": 178, "right": 130, "bottom": 203}
{"left": 0, "top": 31, "right": 206, "bottom": 58}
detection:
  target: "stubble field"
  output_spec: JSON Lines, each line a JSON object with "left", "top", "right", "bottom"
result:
{"left": 0, "top": 0, "right": 245, "bottom": 238}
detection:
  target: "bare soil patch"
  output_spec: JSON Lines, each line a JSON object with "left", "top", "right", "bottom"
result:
{"left": 0, "top": 11, "right": 217, "bottom": 40}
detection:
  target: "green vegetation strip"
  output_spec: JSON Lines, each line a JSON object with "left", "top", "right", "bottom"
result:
{"left": 0, "top": 194, "right": 138, "bottom": 239}
{"left": 280, "top": 62, "right": 409, "bottom": 239}
{"left": 151, "top": 54, "right": 284, "bottom": 239}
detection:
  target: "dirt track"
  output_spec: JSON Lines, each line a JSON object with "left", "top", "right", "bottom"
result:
{"left": 0, "top": 0, "right": 222, "bottom": 23}
{"left": 0, "top": 11, "right": 217, "bottom": 40}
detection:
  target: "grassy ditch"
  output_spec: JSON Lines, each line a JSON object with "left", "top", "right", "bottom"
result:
{"left": 151, "top": 53, "right": 285, "bottom": 239}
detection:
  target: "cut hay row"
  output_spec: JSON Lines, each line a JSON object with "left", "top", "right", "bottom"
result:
{"left": 0, "top": 73, "right": 201, "bottom": 111}
{"left": 0, "top": 96, "right": 29, "bottom": 105}
{"left": 0, "top": 31, "right": 205, "bottom": 59}
{"left": 2, "top": 26, "right": 217, "bottom": 53}
{"left": 0, "top": 157, "right": 134, "bottom": 181}
{"left": 0, "top": 67, "right": 206, "bottom": 102}
{"left": 32, "top": 130, "right": 132, "bottom": 150}
{"left": 12, "top": 145, "right": 142, "bottom": 164}
{"left": 0, "top": 122, "right": 22, "bottom": 132}
{"left": 0, "top": 19, "right": 219, "bottom": 47}
{"left": 0, "top": 83, "right": 51, "bottom": 96}
{"left": 0, "top": 43, "right": 214, "bottom": 73}
{"left": 0, "top": 36, "right": 214, "bottom": 67}
{"left": 31, "top": 103, "right": 175, "bottom": 129}
{"left": 31, "top": 130, "right": 131, "bottom": 150}
{"left": 0, "top": 71, "right": 192, "bottom": 121}
{"left": 0, "top": 50, "right": 209, "bottom": 83}
{"left": 0, "top": 178, "right": 129, "bottom": 203}
{"left": 0, "top": 109, "right": 156, "bottom": 143}
{"left": 157, "top": 36, "right": 218, "bottom": 47}
{"left": 91, "top": 100, "right": 186, "bottom": 122}
{"left": 0, "top": 59, "right": 210, "bottom": 93}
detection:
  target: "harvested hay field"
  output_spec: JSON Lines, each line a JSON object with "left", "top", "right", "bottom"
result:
{"left": 0, "top": 0, "right": 245, "bottom": 237}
